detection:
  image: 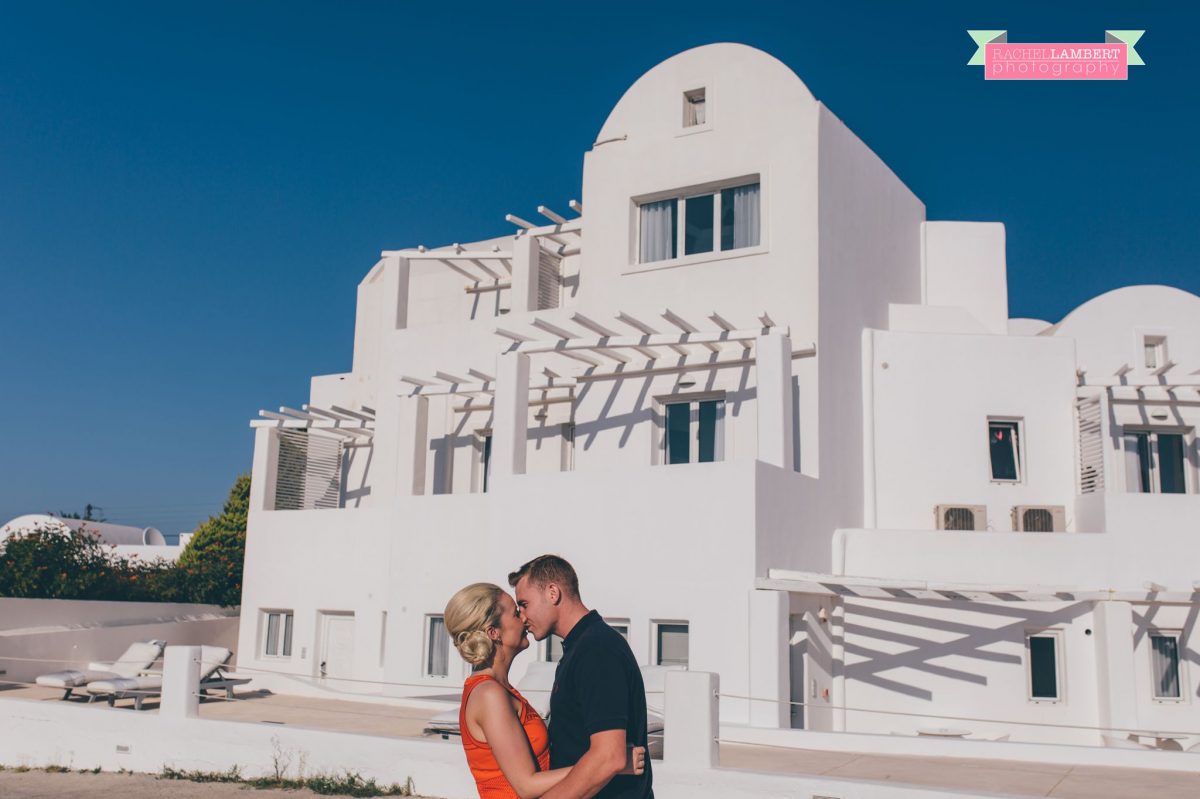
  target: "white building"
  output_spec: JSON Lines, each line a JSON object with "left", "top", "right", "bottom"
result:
{"left": 1, "top": 513, "right": 187, "bottom": 562}
{"left": 237, "top": 43, "right": 1199, "bottom": 746}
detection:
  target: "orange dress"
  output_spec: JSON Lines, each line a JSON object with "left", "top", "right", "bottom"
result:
{"left": 460, "top": 673, "right": 551, "bottom": 799}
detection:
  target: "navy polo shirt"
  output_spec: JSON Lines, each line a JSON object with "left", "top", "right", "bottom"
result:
{"left": 549, "top": 610, "right": 653, "bottom": 799}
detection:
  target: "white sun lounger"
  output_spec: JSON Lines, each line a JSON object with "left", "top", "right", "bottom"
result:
{"left": 35, "top": 640, "right": 166, "bottom": 700}
{"left": 86, "top": 645, "right": 248, "bottom": 710}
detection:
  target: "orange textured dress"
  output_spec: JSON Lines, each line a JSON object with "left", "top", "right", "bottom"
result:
{"left": 460, "top": 673, "right": 551, "bottom": 799}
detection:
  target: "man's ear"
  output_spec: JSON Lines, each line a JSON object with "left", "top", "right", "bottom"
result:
{"left": 547, "top": 584, "right": 561, "bottom": 605}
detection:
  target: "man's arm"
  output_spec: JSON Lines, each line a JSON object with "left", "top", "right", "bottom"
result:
{"left": 540, "top": 729, "right": 626, "bottom": 799}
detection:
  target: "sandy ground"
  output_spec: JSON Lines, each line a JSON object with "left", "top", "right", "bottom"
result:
{"left": 0, "top": 770, "right": 435, "bottom": 798}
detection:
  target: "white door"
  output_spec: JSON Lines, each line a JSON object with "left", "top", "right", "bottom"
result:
{"left": 803, "top": 610, "right": 834, "bottom": 731}
{"left": 788, "top": 614, "right": 806, "bottom": 729}
{"left": 320, "top": 613, "right": 355, "bottom": 682}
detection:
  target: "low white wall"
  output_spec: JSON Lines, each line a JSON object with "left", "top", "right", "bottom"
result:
{"left": 0, "top": 599, "right": 239, "bottom": 683}
{"left": 0, "top": 691, "right": 1015, "bottom": 799}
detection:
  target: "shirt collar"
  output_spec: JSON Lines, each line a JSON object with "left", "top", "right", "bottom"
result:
{"left": 561, "top": 609, "right": 600, "bottom": 651}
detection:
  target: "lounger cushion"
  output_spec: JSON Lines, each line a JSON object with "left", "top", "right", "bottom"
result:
{"left": 86, "top": 675, "right": 163, "bottom": 696}
{"left": 111, "top": 641, "right": 167, "bottom": 678}
{"left": 36, "top": 670, "right": 119, "bottom": 689}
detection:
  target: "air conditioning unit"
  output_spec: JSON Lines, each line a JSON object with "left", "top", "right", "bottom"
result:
{"left": 935, "top": 504, "right": 987, "bottom": 531}
{"left": 1012, "top": 505, "right": 1066, "bottom": 533}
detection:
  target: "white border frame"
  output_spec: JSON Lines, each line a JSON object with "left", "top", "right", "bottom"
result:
{"left": 651, "top": 619, "right": 690, "bottom": 668}
{"left": 1148, "top": 629, "right": 1187, "bottom": 703}
{"left": 1025, "top": 629, "right": 1064, "bottom": 704}
{"left": 422, "top": 613, "right": 452, "bottom": 680}
{"left": 1120, "top": 426, "right": 1195, "bottom": 495}
{"left": 986, "top": 417, "right": 1025, "bottom": 484}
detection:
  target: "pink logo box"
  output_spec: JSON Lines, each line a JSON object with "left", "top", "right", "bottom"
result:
{"left": 986, "top": 43, "right": 1128, "bottom": 80}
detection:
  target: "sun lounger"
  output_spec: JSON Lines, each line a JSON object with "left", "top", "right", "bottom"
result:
{"left": 35, "top": 640, "right": 166, "bottom": 700}
{"left": 85, "top": 645, "right": 249, "bottom": 710}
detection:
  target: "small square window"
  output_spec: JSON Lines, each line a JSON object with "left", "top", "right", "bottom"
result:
{"left": 1143, "top": 335, "right": 1166, "bottom": 370}
{"left": 425, "top": 615, "right": 450, "bottom": 677}
{"left": 262, "top": 610, "right": 294, "bottom": 658}
{"left": 1027, "top": 632, "right": 1061, "bottom": 701}
{"left": 683, "top": 88, "right": 705, "bottom": 127}
{"left": 988, "top": 419, "right": 1022, "bottom": 482}
{"left": 654, "top": 621, "right": 689, "bottom": 667}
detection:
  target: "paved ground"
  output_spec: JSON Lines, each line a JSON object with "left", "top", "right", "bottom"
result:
{"left": 0, "top": 770, "right": 434, "bottom": 798}
{"left": 5, "top": 685, "right": 1200, "bottom": 798}
{"left": 720, "top": 743, "right": 1200, "bottom": 797}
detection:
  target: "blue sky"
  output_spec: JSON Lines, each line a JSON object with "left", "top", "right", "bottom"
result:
{"left": 1, "top": 2, "right": 1196, "bottom": 534}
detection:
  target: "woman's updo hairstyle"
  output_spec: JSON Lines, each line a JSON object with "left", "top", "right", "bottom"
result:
{"left": 444, "top": 582, "right": 505, "bottom": 666}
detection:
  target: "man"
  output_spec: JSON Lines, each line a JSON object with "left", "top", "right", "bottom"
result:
{"left": 509, "top": 555, "right": 653, "bottom": 799}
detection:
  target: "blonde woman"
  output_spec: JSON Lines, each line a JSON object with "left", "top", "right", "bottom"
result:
{"left": 444, "top": 583, "right": 644, "bottom": 799}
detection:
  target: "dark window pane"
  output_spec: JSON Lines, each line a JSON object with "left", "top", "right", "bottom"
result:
{"left": 282, "top": 613, "right": 294, "bottom": 657}
{"left": 989, "top": 422, "right": 1019, "bottom": 481}
{"left": 1151, "top": 635, "right": 1181, "bottom": 698}
{"left": 697, "top": 400, "right": 720, "bottom": 462}
{"left": 1136, "top": 433, "right": 1153, "bottom": 493}
{"left": 1158, "top": 434, "right": 1186, "bottom": 494}
{"left": 666, "top": 403, "right": 690, "bottom": 464}
{"left": 482, "top": 434, "right": 493, "bottom": 493}
{"left": 684, "top": 194, "right": 714, "bottom": 255}
{"left": 1029, "top": 636, "right": 1058, "bottom": 699}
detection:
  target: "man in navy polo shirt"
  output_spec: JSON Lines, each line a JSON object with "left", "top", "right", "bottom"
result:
{"left": 510, "top": 554, "right": 653, "bottom": 799}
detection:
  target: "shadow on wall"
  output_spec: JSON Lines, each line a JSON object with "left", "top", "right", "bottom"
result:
{"left": 841, "top": 600, "right": 1092, "bottom": 702}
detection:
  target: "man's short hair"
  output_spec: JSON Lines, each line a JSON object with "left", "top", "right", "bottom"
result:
{"left": 508, "top": 554, "right": 580, "bottom": 600}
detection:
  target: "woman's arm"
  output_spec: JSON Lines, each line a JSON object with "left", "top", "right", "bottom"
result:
{"left": 468, "top": 682, "right": 570, "bottom": 799}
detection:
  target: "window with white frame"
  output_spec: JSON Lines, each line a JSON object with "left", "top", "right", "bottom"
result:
{"left": 1150, "top": 632, "right": 1183, "bottom": 700}
{"left": 1123, "top": 429, "right": 1189, "bottom": 494}
{"left": 425, "top": 615, "right": 450, "bottom": 677}
{"left": 988, "top": 419, "right": 1022, "bottom": 482}
{"left": 683, "top": 87, "right": 706, "bottom": 127}
{"left": 638, "top": 180, "right": 760, "bottom": 264}
{"left": 606, "top": 618, "right": 630, "bottom": 641}
{"left": 654, "top": 621, "right": 689, "bottom": 667}
{"left": 262, "top": 610, "right": 294, "bottom": 658}
{"left": 1026, "top": 631, "right": 1061, "bottom": 701}
{"left": 661, "top": 395, "right": 725, "bottom": 465}
{"left": 543, "top": 634, "right": 564, "bottom": 663}
{"left": 1142, "top": 334, "right": 1167, "bottom": 370}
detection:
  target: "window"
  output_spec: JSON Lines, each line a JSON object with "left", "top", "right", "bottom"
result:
{"left": 988, "top": 419, "right": 1022, "bottom": 482}
{"left": 1027, "top": 632, "right": 1061, "bottom": 701}
{"left": 425, "top": 615, "right": 449, "bottom": 677}
{"left": 638, "top": 181, "right": 760, "bottom": 264}
{"left": 1123, "top": 430, "right": 1189, "bottom": 494}
{"left": 654, "top": 622, "right": 689, "bottom": 667}
{"left": 475, "top": 431, "right": 493, "bottom": 494}
{"left": 683, "top": 88, "right": 706, "bottom": 127}
{"left": 662, "top": 397, "right": 724, "bottom": 465}
{"left": 1143, "top": 335, "right": 1167, "bottom": 370}
{"left": 263, "top": 610, "right": 294, "bottom": 658}
{"left": 543, "top": 634, "right": 564, "bottom": 663}
{"left": 606, "top": 618, "right": 630, "bottom": 641}
{"left": 1150, "top": 633, "right": 1182, "bottom": 700}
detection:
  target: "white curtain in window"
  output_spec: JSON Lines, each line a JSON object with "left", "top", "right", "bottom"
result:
{"left": 1151, "top": 635, "right": 1181, "bottom": 698}
{"left": 639, "top": 199, "right": 676, "bottom": 263}
{"left": 427, "top": 617, "right": 449, "bottom": 676}
{"left": 728, "top": 183, "right": 760, "bottom": 249}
